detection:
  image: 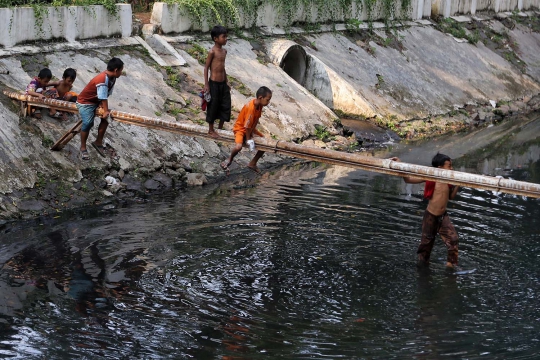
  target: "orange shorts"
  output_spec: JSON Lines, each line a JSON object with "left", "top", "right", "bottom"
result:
{"left": 234, "top": 131, "right": 246, "bottom": 144}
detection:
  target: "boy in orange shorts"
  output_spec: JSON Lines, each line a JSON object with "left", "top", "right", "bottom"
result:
{"left": 220, "top": 86, "right": 272, "bottom": 174}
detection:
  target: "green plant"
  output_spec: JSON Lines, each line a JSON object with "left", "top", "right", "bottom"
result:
{"left": 42, "top": 136, "right": 54, "bottom": 148}
{"left": 185, "top": 42, "right": 208, "bottom": 66}
{"left": 314, "top": 124, "right": 334, "bottom": 141}
{"left": 155, "top": 111, "right": 162, "bottom": 116}
{"left": 345, "top": 18, "right": 363, "bottom": 33}
{"left": 169, "top": 107, "right": 182, "bottom": 116}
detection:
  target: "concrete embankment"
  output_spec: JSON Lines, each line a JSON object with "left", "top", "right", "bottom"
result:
{"left": 0, "top": 5, "right": 539, "bottom": 220}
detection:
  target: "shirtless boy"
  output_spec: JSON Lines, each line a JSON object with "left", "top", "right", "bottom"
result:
{"left": 55, "top": 68, "right": 78, "bottom": 102}
{"left": 204, "top": 25, "right": 231, "bottom": 138}
{"left": 392, "top": 153, "right": 460, "bottom": 268}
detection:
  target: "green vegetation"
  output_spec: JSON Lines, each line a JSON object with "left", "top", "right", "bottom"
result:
{"left": 185, "top": 42, "right": 208, "bottom": 66}
{"left": 436, "top": 18, "right": 479, "bottom": 44}
{"left": 41, "top": 135, "right": 54, "bottom": 148}
{"left": 164, "top": 0, "right": 412, "bottom": 30}
{"left": 314, "top": 124, "right": 335, "bottom": 142}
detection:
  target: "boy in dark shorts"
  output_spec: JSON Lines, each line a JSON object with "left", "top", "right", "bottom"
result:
{"left": 220, "top": 86, "right": 272, "bottom": 175}
{"left": 204, "top": 25, "right": 231, "bottom": 138}
{"left": 392, "top": 153, "right": 460, "bottom": 268}
{"left": 76, "top": 58, "right": 123, "bottom": 160}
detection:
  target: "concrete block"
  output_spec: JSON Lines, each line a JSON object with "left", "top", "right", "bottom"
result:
{"left": 152, "top": 34, "right": 187, "bottom": 66}
{"left": 450, "top": 15, "right": 472, "bottom": 22}
{"left": 0, "top": 4, "right": 132, "bottom": 48}
{"left": 415, "top": 19, "right": 433, "bottom": 25}
{"left": 134, "top": 36, "right": 167, "bottom": 67}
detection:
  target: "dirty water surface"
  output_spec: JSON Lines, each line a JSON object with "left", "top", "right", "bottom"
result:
{"left": 0, "top": 115, "right": 539, "bottom": 359}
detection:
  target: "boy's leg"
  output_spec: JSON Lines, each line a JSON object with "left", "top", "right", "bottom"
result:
{"left": 94, "top": 118, "right": 109, "bottom": 146}
{"left": 80, "top": 130, "right": 90, "bottom": 152}
{"left": 206, "top": 81, "right": 220, "bottom": 138}
{"left": 77, "top": 103, "right": 98, "bottom": 152}
{"left": 218, "top": 84, "right": 232, "bottom": 130}
{"left": 439, "top": 213, "right": 459, "bottom": 266}
{"left": 417, "top": 210, "right": 439, "bottom": 266}
{"left": 222, "top": 132, "right": 245, "bottom": 168}
{"left": 247, "top": 151, "right": 265, "bottom": 173}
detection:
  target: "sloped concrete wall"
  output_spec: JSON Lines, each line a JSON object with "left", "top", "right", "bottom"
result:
{"left": 0, "top": 4, "right": 131, "bottom": 48}
{"left": 300, "top": 26, "right": 540, "bottom": 119}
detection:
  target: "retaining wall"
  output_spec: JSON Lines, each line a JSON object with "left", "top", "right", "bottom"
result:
{"left": 0, "top": 4, "right": 132, "bottom": 48}
{"left": 151, "top": 0, "right": 429, "bottom": 34}
{"left": 432, "top": 0, "right": 539, "bottom": 17}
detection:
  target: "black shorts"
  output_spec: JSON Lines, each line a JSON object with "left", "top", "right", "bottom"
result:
{"left": 206, "top": 80, "right": 231, "bottom": 124}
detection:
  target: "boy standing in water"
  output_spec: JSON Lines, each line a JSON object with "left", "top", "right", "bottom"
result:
{"left": 221, "top": 86, "right": 272, "bottom": 174}
{"left": 76, "top": 57, "right": 123, "bottom": 160}
{"left": 204, "top": 25, "right": 231, "bottom": 138}
{"left": 392, "top": 153, "right": 460, "bottom": 268}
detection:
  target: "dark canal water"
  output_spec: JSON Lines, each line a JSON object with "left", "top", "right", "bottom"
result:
{"left": 0, "top": 115, "right": 539, "bottom": 359}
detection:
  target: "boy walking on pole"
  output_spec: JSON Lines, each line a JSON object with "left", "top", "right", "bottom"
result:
{"left": 221, "top": 86, "right": 272, "bottom": 175}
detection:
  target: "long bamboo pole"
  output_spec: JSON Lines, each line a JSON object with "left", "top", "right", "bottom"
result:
{"left": 5, "top": 91, "right": 540, "bottom": 198}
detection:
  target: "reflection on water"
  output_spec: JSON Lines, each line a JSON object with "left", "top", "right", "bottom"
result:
{"left": 0, "top": 116, "right": 539, "bottom": 359}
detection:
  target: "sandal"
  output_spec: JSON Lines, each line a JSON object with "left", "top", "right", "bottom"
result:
{"left": 80, "top": 149, "right": 90, "bottom": 161}
{"left": 91, "top": 142, "right": 107, "bottom": 157}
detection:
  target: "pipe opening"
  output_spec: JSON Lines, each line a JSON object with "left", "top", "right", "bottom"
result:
{"left": 279, "top": 45, "right": 307, "bottom": 85}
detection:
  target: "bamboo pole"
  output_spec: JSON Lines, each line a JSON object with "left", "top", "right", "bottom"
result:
{"left": 4, "top": 91, "right": 540, "bottom": 198}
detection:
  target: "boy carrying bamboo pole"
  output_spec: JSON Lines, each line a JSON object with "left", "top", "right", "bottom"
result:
{"left": 392, "top": 153, "right": 460, "bottom": 268}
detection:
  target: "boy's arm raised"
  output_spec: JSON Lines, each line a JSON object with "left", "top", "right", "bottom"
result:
{"left": 203, "top": 49, "right": 215, "bottom": 93}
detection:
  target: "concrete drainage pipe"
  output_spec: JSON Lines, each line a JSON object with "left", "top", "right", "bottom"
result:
{"left": 266, "top": 39, "right": 376, "bottom": 118}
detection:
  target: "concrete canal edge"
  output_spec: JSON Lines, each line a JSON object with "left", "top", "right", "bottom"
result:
{"left": 0, "top": 2, "right": 539, "bottom": 220}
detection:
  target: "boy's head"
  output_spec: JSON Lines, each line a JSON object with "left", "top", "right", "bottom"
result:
{"left": 432, "top": 153, "right": 452, "bottom": 169}
{"left": 37, "top": 68, "right": 52, "bottom": 85}
{"left": 256, "top": 86, "right": 272, "bottom": 107}
{"left": 211, "top": 25, "right": 228, "bottom": 45}
{"left": 107, "top": 57, "right": 124, "bottom": 78}
{"left": 62, "top": 68, "right": 77, "bottom": 86}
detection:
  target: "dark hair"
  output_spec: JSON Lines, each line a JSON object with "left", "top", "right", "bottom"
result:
{"left": 63, "top": 68, "right": 77, "bottom": 80}
{"left": 432, "top": 153, "right": 451, "bottom": 168}
{"left": 256, "top": 86, "right": 272, "bottom": 99}
{"left": 38, "top": 68, "right": 52, "bottom": 79}
{"left": 210, "top": 25, "right": 228, "bottom": 41}
{"left": 107, "top": 57, "right": 124, "bottom": 71}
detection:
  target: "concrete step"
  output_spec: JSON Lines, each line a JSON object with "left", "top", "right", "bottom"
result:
{"left": 143, "top": 34, "right": 187, "bottom": 67}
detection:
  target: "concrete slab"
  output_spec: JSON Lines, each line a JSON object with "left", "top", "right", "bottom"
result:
{"left": 300, "top": 26, "right": 539, "bottom": 120}
{"left": 472, "top": 15, "right": 490, "bottom": 21}
{"left": 161, "top": 35, "right": 196, "bottom": 43}
{"left": 450, "top": 15, "right": 472, "bottom": 22}
{"left": 0, "top": 37, "right": 139, "bottom": 57}
{"left": 259, "top": 27, "right": 287, "bottom": 36}
{"left": 151, "top": 35, "right": 187, "bottom": 66}
{"left": 415, "top": 19, "right": 433, "bottom": 25}
{"left": 134, "top": 36, "right": 168, "bottom": 67}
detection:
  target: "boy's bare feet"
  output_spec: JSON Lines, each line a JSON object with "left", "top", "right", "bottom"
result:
{"left": 220, "top": 161, "right": 230, "bottom": 175}
{"left": 208, "top": 130, "right": 220, "bottom": 139}
{"left": 247, "top": 165, "right": 262, "bottom": 175}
